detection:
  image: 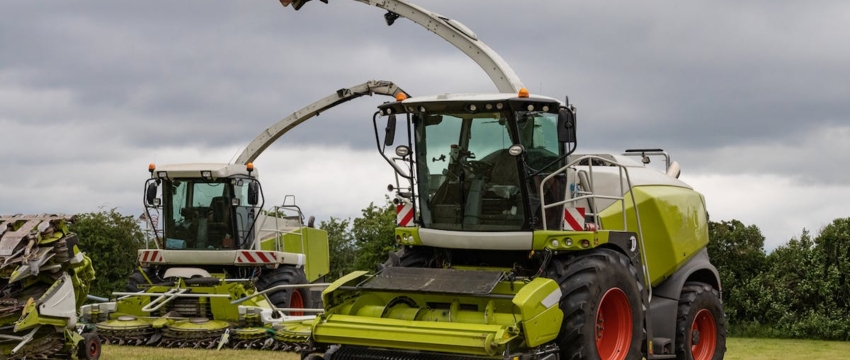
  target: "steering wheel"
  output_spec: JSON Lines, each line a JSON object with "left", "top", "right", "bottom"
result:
{"left": 463, "top": 160, "right": 494, "bottom": 176}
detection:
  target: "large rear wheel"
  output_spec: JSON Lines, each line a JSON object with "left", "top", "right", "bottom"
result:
{"left": 550, "top": 248, "right": 644, "bottom": 360}
{"left": 675, "top": 282, "right": 726, "bottom": 360}
{"left": 256, "top": 266, "right": 311, "bottom": 316}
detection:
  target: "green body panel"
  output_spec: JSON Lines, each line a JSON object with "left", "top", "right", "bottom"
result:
{"left": 112, "top": 277, "right": 270, "bottom": 323}
{"left": 260, "top": 227, "right": 329, "bottom": 282}
{"left": 599, "top": 185, "right": 709, "bottom": 285}
{"left": 313, "top": 271, "right": 562, "bottom": 357}
{"left": 394, "top": 227, "right": 422, "bottom": 246}
{"left": 511, "top": 278, "right": 563, "bottom": 347}
{"left": 532, "top": 230, "right": 610, "bottom": 251}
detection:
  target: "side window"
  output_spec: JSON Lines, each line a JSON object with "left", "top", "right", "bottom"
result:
{"left": 424, "top": 115, "right": 462, "bottom": 177}
{"left": 171, "top": 182, "right": 188, "bottom": 223}
{"left": 518, "top": 112, "right": 561, "bottom": 171}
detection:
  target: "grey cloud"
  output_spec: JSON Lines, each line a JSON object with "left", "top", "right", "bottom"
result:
{"left": 2, "top": 0, "right": 849, "bottom": 228}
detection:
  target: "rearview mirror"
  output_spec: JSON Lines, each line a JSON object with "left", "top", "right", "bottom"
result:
{"left": 557, "top": 108, "right": 577, "bottom": 144}
{"left": 384, "top": 114, "right": 397, "bottom": 146}
{"left": 248, "top": 181, "right": 260, "bottom": 205}
{"left": 145, "top": 183, "right": 158, "bottom": 206}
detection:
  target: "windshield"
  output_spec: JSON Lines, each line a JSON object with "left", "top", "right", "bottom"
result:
{"left": 162, "top": 178, "right": 253, "bottom": 250}
{"left": 415, "top": 112, "right": 526, "bottom": 231}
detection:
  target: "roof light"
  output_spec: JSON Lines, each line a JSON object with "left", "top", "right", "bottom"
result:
{"left": 247, "top": 163, "right": 254, "bottom": 172}
{"left": 386, "top": 108, "right": 393, "bottom": 115}
{"left": 157, "top": 171, "right": 167, "bottom": 179}
{"left": 395, "top": 93, "right": 408, "bottom": 101}
{"left": 518, "top": 88, "right": 530, "bottom": 98}
{"left": 419, "top": 106, "right": 426, "bottom": 112}
{"left": 467, "top": 104, "right": 477, "bottom": 112}
{"left": 543, "top": 105, "right": 550, "bottom": 112}
{"left": 485, "top": 103, "right": 493, "bottom": 110}
{"left": 496, "top": 103, "right": 504, "bottom": 110}
{"left": 201, "top": 171, "right": 212, "bottom": 179}
{"left": 148, "top": 163, "right": 156, "bottom": 173}
{"left": 527, "top": 104, "right": 534, "bottom": 111}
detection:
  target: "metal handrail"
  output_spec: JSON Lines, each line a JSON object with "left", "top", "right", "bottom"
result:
{"left": 112, "top": 292, "right": 234, "bottom": 298}
{"left": 272, "top": 307, "right": 324, "bottom": 313}
{"left": 138, "top": 288, "right": 187, "bottom": 312}
{"left": 259, "top": 197, "right": 308, "bottom": 253}
{"left": 539, "top": 155, "right": 630, "bottom": 231}
{"left": 538, "top": 155, "right": 652, "bottom": 301}
{"left": 230, "top": 283, "right": 331, "bottom": 305}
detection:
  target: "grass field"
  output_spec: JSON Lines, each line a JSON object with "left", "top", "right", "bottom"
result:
{"left": 102, "top": 338, "right": 850, "bottom": 359}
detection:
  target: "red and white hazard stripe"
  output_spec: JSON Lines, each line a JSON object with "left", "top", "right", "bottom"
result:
{"left": 396, "top": 202, "right": 414, "bottom": 227}
{"left": 563, "top": 207, "right": 586, "bottom": 231}
{"left": 236, "top": 250, "right": 278, "bottom": 264}
{"left": 138, "top": 250, "right": 164, "bottom": 264}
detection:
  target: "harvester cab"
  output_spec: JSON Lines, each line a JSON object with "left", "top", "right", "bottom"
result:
{"left": 377, "top": 92, "right": 577, "bottom": 234}
{"left": 143, "top": 163, "right": 264, "bottom": 252}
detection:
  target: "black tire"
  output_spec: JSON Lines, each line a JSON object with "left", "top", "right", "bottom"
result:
{"left": 256, "top": 266, "right": 312, "bottom": 316}
{"left": 675, "top": 282, "right": 726, "bottom": 360}
{"left": 126, "top": 267, "right": 157, "bottom": 292}
{"left": 78, "top": 332, "right": 102, "bottom": 360}
{"left": 399, "top": 246, "right": 430, "bottom": 267}
{"left": 549, "top": 248, "right": 644, "bottom": 360}
{"left": 381, "top": 246, "right": 431, "bottom": 270}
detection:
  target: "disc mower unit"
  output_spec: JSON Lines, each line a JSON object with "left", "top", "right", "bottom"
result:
{"left": 0, "top": 214, "right": 98, "bottom": 359}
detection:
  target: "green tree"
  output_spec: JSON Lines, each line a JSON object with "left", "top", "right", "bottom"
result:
{"left": 70, "top": 209, "right": 144, "bottom": 299}
{"left": 319, "top": 217, "right": 356, "bottom": 281}
{"left": 351, "top": 200, "right": 397, "bottom": 272}
{"left": 814, "top": 218, "right": 850, "bottom": 309}
{"left": 707, "top": 219, "right": 768, "bottom": 324}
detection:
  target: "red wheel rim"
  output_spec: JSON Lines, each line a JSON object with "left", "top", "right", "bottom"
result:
{"left": 88, "top": 340, "right": 99, "bottom": 358}
{"left": 290, "top": 290, "right": 305, "bottom": 316}
{"left": 595, "top": 288, "right": 633, "bottom": 360}
{"left": 690, "top": 309, "right": 717, "bottom": 360}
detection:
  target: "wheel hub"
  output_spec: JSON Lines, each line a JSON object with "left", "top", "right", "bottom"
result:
{"left": 594, "top": 288, "right": 632, "bottom": 360}
{"left": 690, "top": 309, "right": 717, "bottom": 360}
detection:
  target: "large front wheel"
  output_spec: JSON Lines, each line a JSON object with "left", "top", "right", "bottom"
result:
{"left": 551, "top": 248, "right": 645, "bottom": 360}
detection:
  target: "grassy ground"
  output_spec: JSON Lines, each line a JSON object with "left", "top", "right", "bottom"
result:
{"left": 102, "top": 338, "right": 850, "bottom": 359}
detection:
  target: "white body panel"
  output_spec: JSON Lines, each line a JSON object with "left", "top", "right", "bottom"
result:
{"left": 571, "top": 154, "right": 692, "bottom": 210}
{"left": 38, "top": 273, "right": 77, "bottom": 328}
{"left": 138, "top": 249, "right": 305, "bottom": 267}
{"left": 418, "top": 228, "right": 532, "bottom": 250}
{"left": 401, "top": 93, "right": 560, "bottom": 105}
{"left": 154, "top": 163, "right": 257, "bottom": 180}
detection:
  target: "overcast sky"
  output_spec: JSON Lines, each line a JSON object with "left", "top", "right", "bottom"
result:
{"left": 2, "top": 0, "right": 848, "bottom": 250}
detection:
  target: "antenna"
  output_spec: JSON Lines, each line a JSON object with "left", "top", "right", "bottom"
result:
{"left": 228, "top": 147, "right": 242, "bottom": 164}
